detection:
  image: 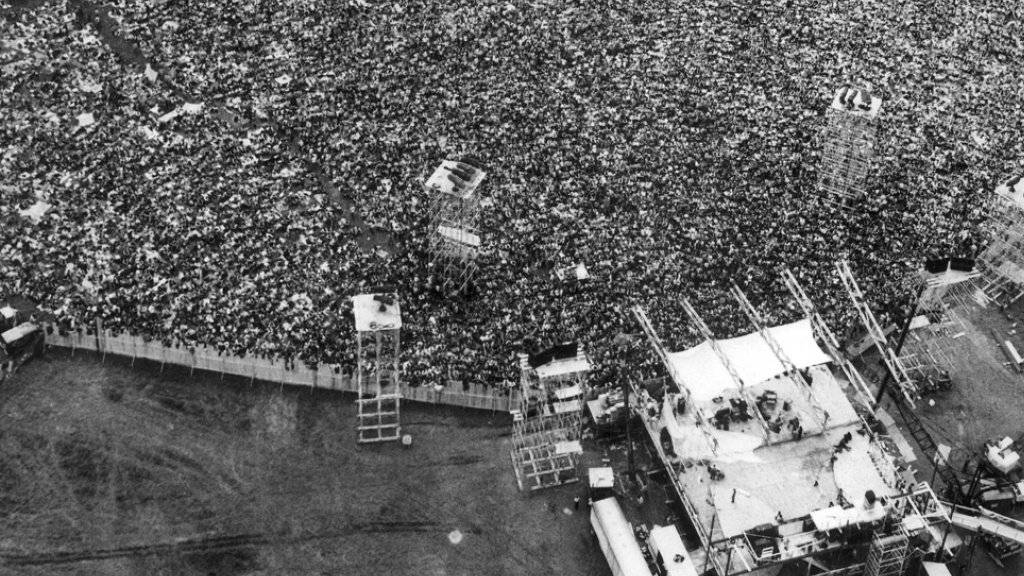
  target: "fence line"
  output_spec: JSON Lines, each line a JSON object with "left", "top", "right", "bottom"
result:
{"left": 44, "top": 325, "right": 520, "bottom": 413}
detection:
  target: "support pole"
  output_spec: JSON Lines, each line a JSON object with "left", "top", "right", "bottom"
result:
{"left": 875, "top": 281, "right": 927, "bottom": 404}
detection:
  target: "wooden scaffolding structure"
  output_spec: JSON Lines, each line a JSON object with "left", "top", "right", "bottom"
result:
{"left": 817, "top": 86, "right": 882, "bottom": 210}
{"left": 351, "top": 293, "right": 402, "bottom": 443}
{"left": 426, "top": 159, "right": 485, "bottom": 294}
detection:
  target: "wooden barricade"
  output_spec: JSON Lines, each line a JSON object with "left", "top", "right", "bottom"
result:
{"left": 43, "top": 323, "right": 516, "bottom": 413}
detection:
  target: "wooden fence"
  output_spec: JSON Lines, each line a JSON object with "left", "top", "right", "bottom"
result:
{"left": 44, "top": 325, "right": 520, "bottom": 413}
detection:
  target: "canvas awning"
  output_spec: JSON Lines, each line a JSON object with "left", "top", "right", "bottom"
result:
{"left": 666, "top": 319, "right": 832, "bottom": 403}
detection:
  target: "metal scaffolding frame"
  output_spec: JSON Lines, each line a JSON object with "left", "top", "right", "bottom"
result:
{"left": 864, "top": 531, "right": 909, "bottom": 576}
{"left": 508, "top": 351, "right": 588, "bottom": 491}
{"left": 835, "top": 260, "right": 919, "bottom": 406}
{"left": 509, "top": 409, "right": 582, "bottom": 491}
{"left": 780, "top": 266, "right": 876, "bottom": 410}
{"left": 817, "top": 86, "right": 882, "bottom": 210}
{"left": 730, "top": 283, "right": 829, "bottom": 429}
{"left": 630, "top": 301, "right": 955, "bottom": 576}
{"left": 352, "top": 293, "right": 402, "bottom": 443}
{"left": 977, "top": 175, "right": 1024, "bottom": 304}
{"left": 630, "top": 305, "right": 720, "bottom": 457}
{"left": 426, "top": 159, "right": 485, "bottom": 294}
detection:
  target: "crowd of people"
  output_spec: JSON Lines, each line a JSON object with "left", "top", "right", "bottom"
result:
{"left": 3, "top": 0, "right": 1022, "bottom": 390}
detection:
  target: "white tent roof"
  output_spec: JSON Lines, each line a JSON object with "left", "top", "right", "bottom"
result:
{"left": 1, "top": 322, "right": 38, "bottom": 346}
{"left": 666, "top": 319, "right": 832, "bottom": 403}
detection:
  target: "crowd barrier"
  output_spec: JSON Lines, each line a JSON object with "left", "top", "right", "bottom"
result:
{"left": 43, "top": 324, "right": 520, "bottom": 413}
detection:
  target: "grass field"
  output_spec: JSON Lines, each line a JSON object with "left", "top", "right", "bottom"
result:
{"left": 0, "top": 352, "right": 607, "bottom": 576}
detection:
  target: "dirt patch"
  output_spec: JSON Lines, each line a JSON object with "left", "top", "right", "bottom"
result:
{"left": 55, "top": 435, "right": 110, "bottom": 502}
{"left": 0, "top": 354, "right": 607, "bottom": 576}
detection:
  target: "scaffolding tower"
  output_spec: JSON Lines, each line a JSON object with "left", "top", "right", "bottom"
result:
{"left": 817, "top": 86, "right": 883, "bottom": 210}
{"left": 426, "top": 159, "right": 485, "bottom": 294}
{"left": 864, "top": 531, "right": 909, "bottom": 576}
{"left": 977, "top": 174, "right": 1024, "bottom": 304}
{"left": 351, "top": 293, "right": 402, "bottom": 443}
{"left": 509, "top": 347, "right": 589, "bottom": 491}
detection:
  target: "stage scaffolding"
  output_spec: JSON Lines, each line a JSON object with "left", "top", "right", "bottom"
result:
{"left": 864, "top": 531, "right": 909, "bottom": 576}
{"left": 426, "top": 159, "right": 485, "bottom": 294}
{"left": 630, "top": 302, "right": 954, "bottom": 576}
{"left": 351, "top": 293, "right": 402, "bottom": 443}
{"left": 508, "top": 349, "right": 590, "bottom": 491}
{"left": 836, "top": 260, "right": 920, "bottom": 406}
{"left": 977, "top": 174, "right": 1024, "bottom": 305}
{"left": 817, "top": 86, "right": 882, "bottom": 210}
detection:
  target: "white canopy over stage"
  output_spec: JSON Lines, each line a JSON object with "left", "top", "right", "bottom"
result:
{"left": 666, "top": 319, "right": 832, "bottom": 402}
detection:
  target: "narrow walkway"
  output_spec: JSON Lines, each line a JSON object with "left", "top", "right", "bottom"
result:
{"left": 947, "top": 504, "right": 1024, "bottom": 546}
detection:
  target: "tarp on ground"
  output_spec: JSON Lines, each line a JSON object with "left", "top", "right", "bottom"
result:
{"left": 666, "top": 319, "right": 832, "bottom": 403}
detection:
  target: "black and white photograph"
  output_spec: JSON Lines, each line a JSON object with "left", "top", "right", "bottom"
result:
{"left": 1, "top": 0, "right": 1023, "bottom": 575}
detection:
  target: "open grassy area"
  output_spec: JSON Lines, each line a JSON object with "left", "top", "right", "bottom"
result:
{"left": 0, "top": 352, "right": 607, "bottom": 576}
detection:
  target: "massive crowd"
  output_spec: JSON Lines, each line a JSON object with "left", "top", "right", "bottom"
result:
{"left": 2, "top": 0, "right": 1021, "bottom": 389}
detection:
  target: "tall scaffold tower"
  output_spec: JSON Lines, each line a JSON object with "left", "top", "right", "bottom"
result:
{"left": 426, "top": 159, "right": 486, "bottom": 294}
{"left": 351, "top": 293, "right": 402, "bottom": 443}
{"left": 977, "top": 173, "right": 1024, "bottom": 303}
{"left": 509, "top": 344, "right": 590, "bottom": 491}
{"left": 817, "top": 86, "right": 883, "bottom": 210}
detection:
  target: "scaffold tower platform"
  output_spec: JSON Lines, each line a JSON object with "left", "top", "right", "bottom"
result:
{"left": 508, "top": 345, "right": 590, "bottom": 491}
{"left": 351, "top": 293, "right": 402, "bottom": 443}
{"left": 817, "top": 86, "right": 883, "bottom": 210}
{"left": 426, "top": 159, "right": 485, "bottom": 294}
